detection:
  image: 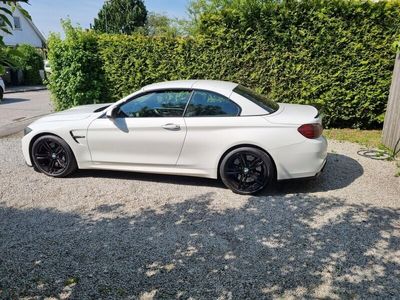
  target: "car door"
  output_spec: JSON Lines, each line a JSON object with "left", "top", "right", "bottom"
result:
{"left": 177, "top": 90, "right": 242, "bottom": 171}
{"left": 87, "top": 90, "right": 191, "bottom": 166}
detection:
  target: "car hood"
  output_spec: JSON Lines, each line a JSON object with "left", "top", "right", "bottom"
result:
{"left": 34, "top": 103, "right": 112, "bottom": 122}
{"left": 265, "top": 103, "right": 320, "bottom": 125}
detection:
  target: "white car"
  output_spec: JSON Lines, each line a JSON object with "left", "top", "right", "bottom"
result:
{"left": 44, "top": 60, "right": 51, "bottom": 74}
{"left": 22, "top": 80, "right": 327, "bottom": 194}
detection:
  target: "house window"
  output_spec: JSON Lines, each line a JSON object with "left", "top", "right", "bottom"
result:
{"left": 13, "top": 17, "right": 21, "bottom": 30}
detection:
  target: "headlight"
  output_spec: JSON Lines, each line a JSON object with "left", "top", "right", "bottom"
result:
{"left": 24, "top": 127, "right": 32, "bottom": 136}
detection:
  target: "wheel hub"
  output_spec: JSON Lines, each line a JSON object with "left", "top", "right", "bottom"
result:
{"left": 51, "top": 153, "right": 57, "bottom": 159}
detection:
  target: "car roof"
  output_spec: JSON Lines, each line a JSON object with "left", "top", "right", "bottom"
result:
{"left": 142, "top": 80, "right": 239, "bottom": 97}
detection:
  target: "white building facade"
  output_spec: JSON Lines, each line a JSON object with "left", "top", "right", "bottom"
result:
{"left": 0, "top": 4, "right": 46, "bottom": 48}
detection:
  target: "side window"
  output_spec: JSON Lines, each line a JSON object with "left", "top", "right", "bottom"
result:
{"left": 117, "top": 90, "right": 191, "bottom": 118}
{"left": 185, "top": 91, "right": 241, "bottom": 117}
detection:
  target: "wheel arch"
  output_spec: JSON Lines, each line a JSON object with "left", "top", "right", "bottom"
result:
{"left": 28, "top": 132, "right": 77, "bottom": 166}
{"left": 217, "top": 144, "right": 277, "bottom": 180}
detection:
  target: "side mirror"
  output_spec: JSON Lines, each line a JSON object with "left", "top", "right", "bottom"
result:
{"left": 106, "top": 106, "right": 118, "bottom": 119}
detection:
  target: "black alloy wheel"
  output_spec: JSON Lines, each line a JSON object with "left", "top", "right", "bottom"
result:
{"left": 31, "top": 135, "right": 77, "bottom": 177}
{"left": 220, "top": 147, "right": 274, "bottom": 195}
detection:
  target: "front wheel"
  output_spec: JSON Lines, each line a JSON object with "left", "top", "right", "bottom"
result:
{"left": 31, "top": 135, "right": 77, "bottom": 177}
{"left": 220, "top": 147, "right": 274, "bottom": 195}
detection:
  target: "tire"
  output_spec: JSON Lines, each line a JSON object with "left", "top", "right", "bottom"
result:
{"left": 0, "top": 87, "right": 3, "bottom": 102}
{"left": 31, "top": 135, "right": 77, "bottom": 177}
{"left": 219, "top": 147, "right": 274, "bottom": 195}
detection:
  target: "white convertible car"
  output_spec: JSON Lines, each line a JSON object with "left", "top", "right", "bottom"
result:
{"left": 22, "top": 80, "right": 327, "bottom": 194}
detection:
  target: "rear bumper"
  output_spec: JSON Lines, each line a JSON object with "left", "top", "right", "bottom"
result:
{"left": 311, "top": 157, "right": 327, "bottom": 178}
{"left": 270, "top": 136, "right": 328, "bottom": 180}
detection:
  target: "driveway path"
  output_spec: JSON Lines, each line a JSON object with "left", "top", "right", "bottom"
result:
{"left": 0, "top": 134, "right": 399, "bottom": 299}
{"left": 0, "top": 90, "right": 53, "bottom": 137}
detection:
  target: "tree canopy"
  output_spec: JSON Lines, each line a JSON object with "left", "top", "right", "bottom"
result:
{"left": 93, "top": 0, "right": 148, "bottom": 34}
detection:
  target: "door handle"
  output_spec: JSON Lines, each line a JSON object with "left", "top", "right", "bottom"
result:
{"left": 162, "top": 123, "right": 180, "bottom": 130}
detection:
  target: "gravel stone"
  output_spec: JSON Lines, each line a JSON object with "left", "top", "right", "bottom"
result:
{"left": 0, "top": 133, "right": 399, "bottom": 299}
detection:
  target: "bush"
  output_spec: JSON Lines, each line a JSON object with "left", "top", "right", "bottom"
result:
{"left": 189, "top": 0, "right": 400, "bottom": 128}
{"left": 47, "top": 0, "right": 400, "bottom": 128}
{"left": 15, "top": 44, "right": 43, "bottom": 85}
{"left": 3, "top": 44, "right": 43, "bottom": 85}
{"left": 47, "top": 21, "right": 106, "bottom": 111}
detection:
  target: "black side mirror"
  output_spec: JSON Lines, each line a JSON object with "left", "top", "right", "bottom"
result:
{"left": 106, "top": 106, "right": 118, "bottom": 119}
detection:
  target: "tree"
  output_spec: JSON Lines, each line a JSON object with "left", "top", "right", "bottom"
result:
{"left": 145, "top": 13, "right": 189, "bottom": 37}
{"left": 0, "top": 0, "right": 30, "bottom": 74}
{"left": 93, "top": 0, "right": 147, "bottom": 34}
{"left": 187, "top": 0, "right": 267, "bottom": 34}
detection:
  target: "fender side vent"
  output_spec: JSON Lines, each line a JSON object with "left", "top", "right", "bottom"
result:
{"left": 70, "top": 131, "right": 85, "bottom": 144}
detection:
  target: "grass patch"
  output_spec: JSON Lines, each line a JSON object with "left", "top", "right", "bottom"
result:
{"left": 324, "top": 129, "right": 382, "bottom": 148}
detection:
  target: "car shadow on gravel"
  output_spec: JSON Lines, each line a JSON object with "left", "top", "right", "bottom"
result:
{"left": 71, "top": 153, "right": 363, "bottom": 194}
{"left": 0, "top": 193, "right": 398, "bottom": 299}
{"left": 268, "top": 153, "right": 364, "bottom": 195}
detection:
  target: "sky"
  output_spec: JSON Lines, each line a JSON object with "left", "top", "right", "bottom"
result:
{"left": 22, "top": 0, "right": 190, "bottom": 37}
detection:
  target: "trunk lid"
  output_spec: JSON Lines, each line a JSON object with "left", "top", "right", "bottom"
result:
{"left": 265, "top": 103, "right": 321, "bottom": 125}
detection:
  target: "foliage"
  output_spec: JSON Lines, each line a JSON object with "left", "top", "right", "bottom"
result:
{"left": 93, "top": 0, "right": 147, "bottom": 34}
{"left": 0, "top": 46, "right": 20, "bottom": 69}
{"left": 49, "top": 0, "right": 400, "bottom": 129}
{"left": 187, "top": 0, "right": 400, "bottom": 128}
{"left": 0, "top": 0, "right": 29, "bottom": 74}
{"left": 47, "top": 21, "right": 106, "bottom": 111}
{"left": 145, "top": 13, "right": 188, "bottom": 37}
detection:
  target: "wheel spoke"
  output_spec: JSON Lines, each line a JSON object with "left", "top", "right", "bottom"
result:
{"left": 55, "top": 146, "right": 64, "bottom": 155}
{"left": 35, "top": 154, "right": 49, "bottom": 160}
{"left": 48, "top": 159, "right": 55, "bottom": 173}
{"left": 225, "top": 168, "right": 241, "bottom": 175}
{"left": 249, "top": 158, "right": 263, "bottom": 169}
{"left": 56, "top": 158, "right": 66, "bottom": 168}
{"left": 237, "top": 175, "right": 244, "bottom": 190}
{"left": 239, "top": 154, "right": 247, "bottom": 168}
{"left": 251, "top": 176, "right": 264, "bottom": 186}
{"left": 42, "top": 141, "right": 52, "bottom": 152}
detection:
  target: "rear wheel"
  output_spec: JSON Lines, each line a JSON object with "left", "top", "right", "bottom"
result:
{"left": 220, "top": 147, "right": 274, "bottom": 195}
{"left": 31, "top": 135, "right": 77, "bottom": 177}
{"left": 0, "top": 87, "right": 3, "bottom": 102}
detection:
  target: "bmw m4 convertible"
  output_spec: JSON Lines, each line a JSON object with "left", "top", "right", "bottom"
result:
{"left": 22, "top": 80, "right": 327, "bottom": 194}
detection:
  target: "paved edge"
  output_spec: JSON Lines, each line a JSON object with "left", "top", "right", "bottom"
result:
{"left": 4, "top": 86, "right": 48, "bottom": 94}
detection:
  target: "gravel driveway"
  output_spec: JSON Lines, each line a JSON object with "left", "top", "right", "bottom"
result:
{"left": 0, "top": 133, "right": 399, "bottom": 299}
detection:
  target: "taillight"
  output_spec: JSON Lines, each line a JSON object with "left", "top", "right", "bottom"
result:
{"left": 298, "top": 123, "right": 323, "bottom": 139}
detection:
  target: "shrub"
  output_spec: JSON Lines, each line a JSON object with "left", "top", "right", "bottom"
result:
{"left": 15, "top": 44, "right": 43, "bottom": 85}
{"left": 47, "top": 0, "right": 400, "bottom": 128}
{"left": 47, "top": 21, "right": 106, "bottom": 111}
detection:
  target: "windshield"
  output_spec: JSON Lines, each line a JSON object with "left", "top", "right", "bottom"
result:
{"left": 233, "top": 85, "right": 279, "bottom": 113}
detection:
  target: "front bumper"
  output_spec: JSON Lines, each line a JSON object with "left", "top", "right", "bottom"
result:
{"left": 21, "top": 134, "right": 33, "bottom": 166}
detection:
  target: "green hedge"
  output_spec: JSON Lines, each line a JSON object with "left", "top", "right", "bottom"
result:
{"left": 47, "top": 22, "right": 106, "bottom": 111}
{"left": 48, "top": 0, "right": 400, "bottom": 128}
